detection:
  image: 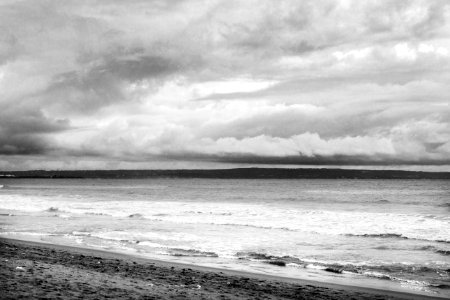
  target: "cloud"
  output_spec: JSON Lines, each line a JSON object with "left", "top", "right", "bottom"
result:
{"left": 0, "top": 0, "right": 449, "bottom": 169}
{"left": 0, "top": 107, "right": 69, "bottom": 155}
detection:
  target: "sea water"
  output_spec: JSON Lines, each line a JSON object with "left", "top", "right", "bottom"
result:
{"left": 0, "top": 178, "right": 449, "bottom": 297}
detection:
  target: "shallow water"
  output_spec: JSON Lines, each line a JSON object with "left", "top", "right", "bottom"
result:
{"left": 0, "top": 178, "right": 449, "bottom": 297}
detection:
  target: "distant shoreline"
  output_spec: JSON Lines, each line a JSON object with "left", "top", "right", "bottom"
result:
{"left": 0, "top": 168, "right": 449, "bottom": 179}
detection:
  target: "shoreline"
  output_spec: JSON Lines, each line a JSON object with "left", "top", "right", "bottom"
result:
{"left": 1, "top": 167, "right": 450, "bottom": 179}
{"left": 1, "top": 237, "right": 446, "bottom": 299}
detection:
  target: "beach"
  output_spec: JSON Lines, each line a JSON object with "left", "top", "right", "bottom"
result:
{"left": 2, "top": 238, "right": 446, "bottom": 300}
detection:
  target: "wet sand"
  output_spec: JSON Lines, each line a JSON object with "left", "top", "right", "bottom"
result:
{"left": 0, "top": 238, "right": 444, "bottom": 299}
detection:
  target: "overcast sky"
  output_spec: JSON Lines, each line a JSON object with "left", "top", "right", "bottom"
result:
{"left": 1, "top": 0, "right": 449, "bottom": 170}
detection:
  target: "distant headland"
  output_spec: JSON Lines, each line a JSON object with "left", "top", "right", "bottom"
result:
{"left": 0, "top": 168, "right": 449, "bottom": 179}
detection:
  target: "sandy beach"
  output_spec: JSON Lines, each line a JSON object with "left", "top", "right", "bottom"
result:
{"left": 1, "top": 238, "right": 445, "bottom": 300}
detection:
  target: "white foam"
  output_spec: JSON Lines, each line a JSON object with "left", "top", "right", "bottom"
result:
{"left": 138, "top": 241, "right": 167, "bottom": 248}
{"left": 90, "top": 230, "right": 200, "bottom": 243}
{"left": 72, "top": 231, "right": 91, "bottom": 236}
{"left": 305, "top": 264, "right": 326, "bottom": 270}
{"left": 363, "top": 271, "right": 391, "bottom": 279}
{"left": 1, "top": 193, "right": 449, "bottom": 242}
{"left": 0, "top": 231, "right": 52, "bottom": 237}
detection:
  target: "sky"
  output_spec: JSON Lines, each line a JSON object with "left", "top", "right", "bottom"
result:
{"left": 0, "top": 0, "right": 450, "bottom": 170}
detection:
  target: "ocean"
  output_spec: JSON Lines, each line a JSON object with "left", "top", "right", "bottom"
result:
{"left": 0, "top": 178, "right": 449, "bottom": 297}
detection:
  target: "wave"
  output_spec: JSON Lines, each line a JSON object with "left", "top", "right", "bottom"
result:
{"left": 430, "top": 284, "right": 450, "bottom": 289}
{"left": 236, "top": 252, "right": 277, "bottom": 260}
{"left": 136, "top": 241, "right": 166, "bottom": 248}
{"left": 236, "top": 252, "right": 340, "bottom": 271}
{"left": 83, "top": 212, "right": 112, "bottom": 216}
{"left": 436, "top": 249, "right": 450, "bottom": 256}
{"left": 361, "top": 271, "right": 391, "bottom": 280}
{"left": 128, "top": 213, "right": 144, "bottom": 218}
{"left": 46, "top": 207, "right": 60, "bottom": 212}
{"left": 107, "top": 213, "right": 298, "bottom": 231}
{"left": 435, "top": 239, "right": 450, "bottom": 244}
{"left": 235, "top": 251, "right": 450, "bottom": 289}
{"left": 417, "top": 245, "right": 450, "bottom": 256}
{"left": 71, "top": 209, "right": 450, "bottom": 243}
{"left": 0, "top": 231, "right": 53, "bottom": 237}
{"left": 345, "top": 233, "right": 450, "bottom": 244}
{"left": 214, "top": 223, "right": 294, "bottom": 231}
{"left": 71, "top": 231, "right": 92, "bottom": 236}
{"left": 165, "top": 248, "right": 219, "bottom": 258}
{"left": 41, "top": 207, "right": 73, "bottom": 219}
{"left": 375, "top": 199, "right": 390, "bottom": 203}
{"left": 345, "top": 233, "right": 408, "bottom": 239}
{"left": 85, "top": 236, "right": 141, "bottom": 245}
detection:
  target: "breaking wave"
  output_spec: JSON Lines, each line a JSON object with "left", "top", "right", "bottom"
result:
{"left": 235, "top": 251, "right": 450, "bottom": 289}
{"left": 46, "top": 207, "right": 60, "bottom": 212}
{"left": 165, "top": 248, "right": 219, "bottom": 258}
{"left": 345, "top": 233, "right": 450, "bottom": 244}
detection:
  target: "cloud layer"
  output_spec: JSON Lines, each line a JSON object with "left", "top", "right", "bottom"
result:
{"left": 1, "top": 0, "right": 449, "bottom": 170}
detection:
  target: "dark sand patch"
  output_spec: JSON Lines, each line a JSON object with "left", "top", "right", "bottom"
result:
{"left": 0, "top": 238, "right": 444, "bottom": 299}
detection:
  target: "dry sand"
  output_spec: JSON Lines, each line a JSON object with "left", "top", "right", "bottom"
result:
{"left": 0, "top": 238, "right": 445, "bottom": 299}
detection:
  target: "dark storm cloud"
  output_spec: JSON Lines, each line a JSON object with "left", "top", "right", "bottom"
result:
{"left": 161, "top": 152, "right": 450, "bottom": 166}
{"left": 0, "top": 107, "right": 69, "bottom": 155}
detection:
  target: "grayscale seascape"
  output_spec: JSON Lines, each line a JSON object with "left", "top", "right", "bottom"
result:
{"left": 1, "top": 0, "right": 450, "bottom": 299}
